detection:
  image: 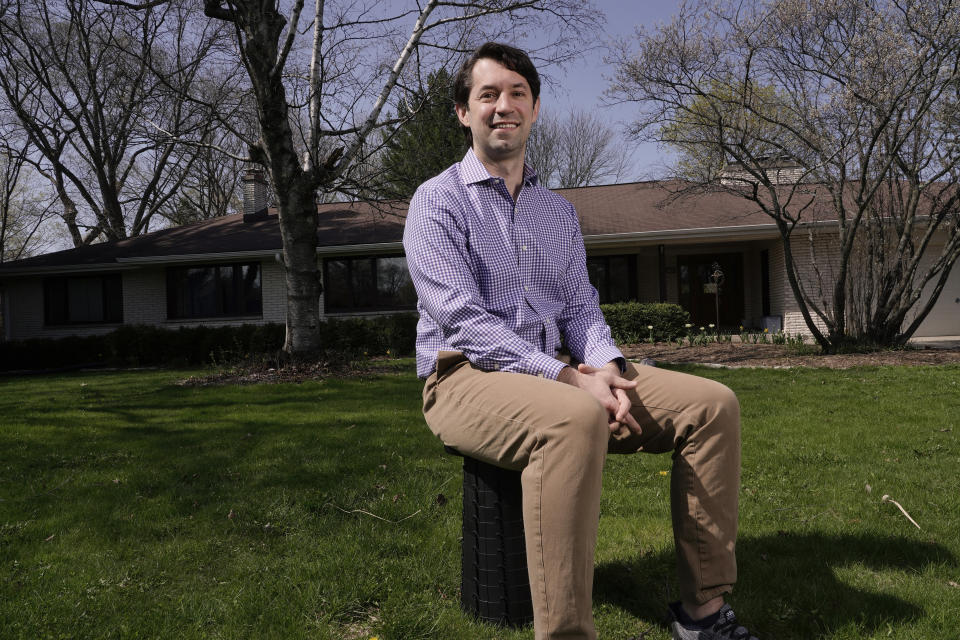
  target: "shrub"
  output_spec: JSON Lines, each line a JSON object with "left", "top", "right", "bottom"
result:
{"left": 0, "top": 334, "right": 107, "bottom": 371}
{"left": 318, "top": 313, "right": 418, "bottom": 358}
{"left": 0, "top": 315, "right": 417, "bottom": 372}
{"left": 599, "top": 302, "right": 691, "bottom": 344}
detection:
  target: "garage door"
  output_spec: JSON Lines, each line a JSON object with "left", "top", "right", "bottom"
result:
{"left": 914, "top": 256, "right": 960, "bottom": 337}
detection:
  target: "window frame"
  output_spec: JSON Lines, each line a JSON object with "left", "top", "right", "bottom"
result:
{"left": 322, "top": 254, "right": 416, "bottom": 314}
{"left": 165, "top": 262, "right": 263, "bottom": 320}
{"left": 43, "top": 273, "right": 124, "bottom": 326}
{"left": 585, "top": 254, "right": 638, "bottom": 304}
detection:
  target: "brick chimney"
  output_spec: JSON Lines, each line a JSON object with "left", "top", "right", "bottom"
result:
{"left": 242, "top": 168, "right": 268, "bottom": 222}
{"left": 720, "top": 156, "right": 804, "bottom": 186}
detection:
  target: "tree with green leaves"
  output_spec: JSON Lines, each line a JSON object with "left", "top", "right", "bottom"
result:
{"left": 377, "top": 68, "right": 464, "bottom": 200}
{"left": 610, "top": 0, "right": 960, "bottom": 351}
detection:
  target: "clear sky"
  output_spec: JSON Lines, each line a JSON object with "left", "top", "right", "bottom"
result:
{"left": 537, "top": 1, "right": 684, "bottom": 181}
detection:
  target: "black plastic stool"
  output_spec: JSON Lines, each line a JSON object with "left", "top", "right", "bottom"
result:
{"left": 445, "top": 445, "right": 534, "bottom": 627}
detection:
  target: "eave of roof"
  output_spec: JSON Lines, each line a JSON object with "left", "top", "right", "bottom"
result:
{"left": 0, "top": 180, "right": 848, "bottom": 278}
{"left": 115, "top": 249, "right": 281, "bottom": 265}
{"left": 584, "top": 223, "right": 781, "bottom": 247}
{"left": 317, "top": 242, "right": 404, "bottom": 256}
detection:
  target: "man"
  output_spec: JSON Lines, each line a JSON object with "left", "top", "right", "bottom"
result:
{"left": 403, "top": 42, "right": 759, "bottom": 640}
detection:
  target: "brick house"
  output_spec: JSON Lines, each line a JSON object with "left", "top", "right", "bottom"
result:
{"left": 1, "top": 173, "right": 957, "bottom": 342}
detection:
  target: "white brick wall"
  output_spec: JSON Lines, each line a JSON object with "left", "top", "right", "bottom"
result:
{"left": 261, "top": 261, "right": 287, "bottom": 323}
{"left": 777, "top": 233, "right": 833, "bottom": 338}
{"left": 123, "top": 269, "right": 166, "bottom": 325}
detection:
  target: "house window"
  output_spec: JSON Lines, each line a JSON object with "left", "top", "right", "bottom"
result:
{"left": 166, "top": 263, "right": 262, "bottom": 319}
{"left": 586, "top": 254, "right": 637, "bottom": 304}
{"left": 323, "top": 255, "right": 416, "bottom": 312}
{"left": 44, "top": 274, "right": 123, "bottom": 325}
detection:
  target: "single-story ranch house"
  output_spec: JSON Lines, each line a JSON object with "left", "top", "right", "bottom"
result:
{"left": 1, "top": 170, "right": 958, "bottom": 342}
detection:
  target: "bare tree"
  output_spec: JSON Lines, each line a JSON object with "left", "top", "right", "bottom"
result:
{"left": 103, "top": 0, "right": 602, "bottom": 356}
{"left": 609, "top": 0, "right": 960, "bottom": 351}
{"left": 0, "top": 138, "right": 56, "bottom": 262}
{"left": 0, "top": 0, "right": 236, "bottom": 245}
{"left": 526, "top": 111, "right": 563, "bottom": 188}
{"left": 526, "top": 108, "right": 631, "bottom": 188}
{"left": 161, "top": 131, "right": 247, "bottom": 225}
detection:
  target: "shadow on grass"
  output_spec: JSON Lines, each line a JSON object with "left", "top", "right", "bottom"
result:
{"left": 594, "top": 532, "right": 954, "bottom": 638}
{"left": 1, "top": 370, "right": 435, "bottom": 541}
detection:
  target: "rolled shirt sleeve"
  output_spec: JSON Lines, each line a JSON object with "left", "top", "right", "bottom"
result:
{"left": 556, "top": 219, "right": 626, "bottom": 369}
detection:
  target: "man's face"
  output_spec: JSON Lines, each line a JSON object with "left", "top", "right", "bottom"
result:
{"left": 456, "top": 58, "right": 540, "bottom": 165}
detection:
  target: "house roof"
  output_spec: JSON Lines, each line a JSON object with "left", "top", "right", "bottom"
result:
{"left": 0, "top": 181, "right": 782, "bottom": 276}
{"left": 559, "top": 181, "right": 774, "bottom": 237}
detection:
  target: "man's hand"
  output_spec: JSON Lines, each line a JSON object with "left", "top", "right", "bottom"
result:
{"left": 557, "top": 362, "right": 642, "bottom": 435}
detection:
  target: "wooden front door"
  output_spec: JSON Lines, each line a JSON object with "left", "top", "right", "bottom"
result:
{"left": 677, "top": 253, "right": 744, "bottom": 330}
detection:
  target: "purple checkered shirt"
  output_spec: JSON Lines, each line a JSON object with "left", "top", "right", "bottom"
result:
{"left": 403, "top": 149, "right": 624, "bottom": 379}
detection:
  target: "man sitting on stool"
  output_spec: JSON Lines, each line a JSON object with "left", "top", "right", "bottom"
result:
{"left": 403, "top": 41, "right": 759, "bottom": 640}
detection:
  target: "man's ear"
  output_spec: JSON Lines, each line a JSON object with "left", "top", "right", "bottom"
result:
{"left": 531, "top": 96, "right": 540, "bottom": 124}
{"left": 455, "top": 102, "right": 470, "bottom": 127}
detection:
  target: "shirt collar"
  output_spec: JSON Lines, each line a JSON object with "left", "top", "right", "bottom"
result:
{"left": 458, "top": 148, "right": 540, "bottom": 187}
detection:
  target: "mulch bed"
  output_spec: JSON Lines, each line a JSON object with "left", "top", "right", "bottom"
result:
{"left": 620, "top": 342, "right": 960, "bottom": 369}
{"left": 177, "top": 358, "right": 402, "bottom": 387}
{"left": 179, "top": 343, "right": 960, "bottom": 387}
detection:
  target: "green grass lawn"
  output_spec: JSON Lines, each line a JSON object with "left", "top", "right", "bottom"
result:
{"left": 1, "top": 361, "right": 958, "bottom": 639}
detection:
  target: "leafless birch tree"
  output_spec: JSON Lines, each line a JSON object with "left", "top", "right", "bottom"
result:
{"left": 610, "top": 0, "right": 960, "bottom": 351}
{"left": 103, "top": 0, "right": 602, "bottom": 356}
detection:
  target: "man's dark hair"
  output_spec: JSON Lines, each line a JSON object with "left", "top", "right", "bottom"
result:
{"left": 453, "top": 42, "right": 540, "bottom": 144}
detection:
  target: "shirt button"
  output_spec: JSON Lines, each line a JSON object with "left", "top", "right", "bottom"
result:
{"left": 521, "top": 245, "right": 527, "bottom": 251}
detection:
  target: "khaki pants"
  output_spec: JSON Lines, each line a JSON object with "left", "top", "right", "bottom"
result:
{"left": 422, "top": 352, "right": 740, "bottom": 640}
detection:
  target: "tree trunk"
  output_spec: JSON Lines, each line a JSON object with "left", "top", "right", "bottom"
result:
{"left": 276, "top": 180, "right": 322, "bottom": 355}
{"left": 232, "top": 3, "right": 324, "bottom": 356}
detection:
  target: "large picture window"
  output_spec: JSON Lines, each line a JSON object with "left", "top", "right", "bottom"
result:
{"left": 44, "top": 274, "right": 123, "bottom": 325}
{"left": 323, "top": 255, "right": 416, "bottom": 313}
{"left": 166, "top": 263, "right": 262, "bottom": 319}
{"left": 586, "top": 254, "right": 637, "bottom": 304}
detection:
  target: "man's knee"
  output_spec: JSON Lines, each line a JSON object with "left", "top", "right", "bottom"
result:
{"left": 548, "top": 390, "right": 610, "bottom": 450}
{"left": 698, "top": 379, "right": 740, "bottom": 438}
{"left": 707, "top": 380, "right": 740, "bottom": 416}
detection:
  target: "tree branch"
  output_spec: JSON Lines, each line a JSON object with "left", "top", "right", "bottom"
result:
{"left": 331, "top": 0, "right": 439, "bottom": 178}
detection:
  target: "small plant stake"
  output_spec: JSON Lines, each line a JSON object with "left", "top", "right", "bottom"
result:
{"left": 710, "top": 261, "right": 725, "bottom": 329}
{"left": 881, "top": 494, "right": 921, "bottom": 530}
